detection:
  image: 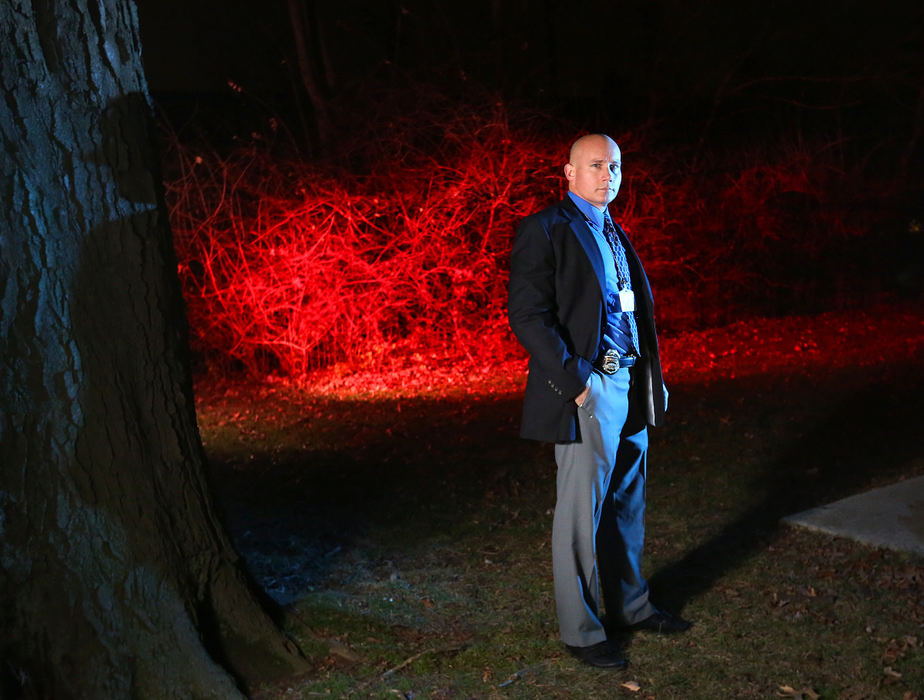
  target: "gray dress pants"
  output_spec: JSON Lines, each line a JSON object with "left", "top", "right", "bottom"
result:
{"left": 553, "top": 366, "right": 654, "bottom": 647}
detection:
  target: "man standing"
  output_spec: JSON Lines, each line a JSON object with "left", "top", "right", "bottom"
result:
{"left": 507, "top": 134, "right": 689, "bottom": 669}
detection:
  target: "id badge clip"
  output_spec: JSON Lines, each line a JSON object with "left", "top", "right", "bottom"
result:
{"left": 617, "top": 288, "right": 635, "bottom": 312}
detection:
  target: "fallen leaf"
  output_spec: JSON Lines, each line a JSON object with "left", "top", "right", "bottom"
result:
{"left": 777, "top": 685, "right": 819, "bottom": 699}
{"left": 621, "top": 680, "right": 641, "bottom": 692}
{"left": 884, "top": 666, "right": 902, "bottom": 679}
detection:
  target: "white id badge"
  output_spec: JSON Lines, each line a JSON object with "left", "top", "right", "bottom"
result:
{"left": 618, "top": 288, "right": 635, "bottom": 312}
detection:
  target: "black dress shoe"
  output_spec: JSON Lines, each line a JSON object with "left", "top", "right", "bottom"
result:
{"left": 629, "top": 610, "right": 691, "bottom": 634}
{"left": 565, "top": 640, "right": 629, "bottom": 669}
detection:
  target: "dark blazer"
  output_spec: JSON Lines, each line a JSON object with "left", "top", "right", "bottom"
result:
{"left": 507, "top": 196, "right": 666, "bottom": 443}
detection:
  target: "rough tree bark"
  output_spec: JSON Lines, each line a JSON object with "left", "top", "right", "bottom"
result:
{"left": 0, "top": 1, "right": 306, "bottom": 697}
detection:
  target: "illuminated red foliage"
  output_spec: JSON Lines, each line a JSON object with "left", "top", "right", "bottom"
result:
{"left": 165, "top": 105, "right": 900, "bottom": 382}
{"left": 168, "top": 106, "right": 568, "bottom": 378}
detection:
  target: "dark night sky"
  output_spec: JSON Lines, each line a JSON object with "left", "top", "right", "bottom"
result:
{"left": 135, "top": 0, "right": 924, "bottom": 164}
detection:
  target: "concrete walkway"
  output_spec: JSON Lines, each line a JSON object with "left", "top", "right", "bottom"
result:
{"left": 782, "top": 474, "right": 924, "bottom": 556}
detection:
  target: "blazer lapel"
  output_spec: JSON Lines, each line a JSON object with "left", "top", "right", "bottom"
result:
{"left": 560, "top": 199, "right": 607, "bottom": 301}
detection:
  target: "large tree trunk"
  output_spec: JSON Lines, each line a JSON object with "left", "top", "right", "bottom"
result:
{"left": 0, "top": 1, "right": 306, "bottom": 697}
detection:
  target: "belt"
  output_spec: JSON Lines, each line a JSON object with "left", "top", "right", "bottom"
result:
{"left": 594, "top": 349, "right": 638, "bottom": 374}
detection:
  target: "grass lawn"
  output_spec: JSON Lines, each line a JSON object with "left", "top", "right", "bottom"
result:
{"left": 195, "top": 307, "right": 923, "bottom": 699}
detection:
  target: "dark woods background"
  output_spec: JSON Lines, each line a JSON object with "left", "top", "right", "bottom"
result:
{"left": 137, "top": 0, "right": 924, "bottom": 378}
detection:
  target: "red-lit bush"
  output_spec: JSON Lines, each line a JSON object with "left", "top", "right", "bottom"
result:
{"left": 165, "top": 104, "right": 898, "bottom": 381}
{"left": 167, "top": 105, "right": 571, "bottom": 378}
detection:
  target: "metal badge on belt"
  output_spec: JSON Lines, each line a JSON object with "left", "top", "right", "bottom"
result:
{"left": 601, "top": 349, "right": 621, "bottom": 373}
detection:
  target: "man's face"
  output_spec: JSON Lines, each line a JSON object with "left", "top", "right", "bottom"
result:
{"left": 564, "top": 136, "right": 622, "bottom": 209}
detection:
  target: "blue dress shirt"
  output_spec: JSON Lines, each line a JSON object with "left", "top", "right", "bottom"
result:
{"left": 567, "top": 192, "right": 637, "bottom": 356}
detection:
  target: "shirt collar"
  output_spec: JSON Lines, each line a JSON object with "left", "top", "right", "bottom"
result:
{"left": 568, "top": 191, "right": 608, "bottom": 231}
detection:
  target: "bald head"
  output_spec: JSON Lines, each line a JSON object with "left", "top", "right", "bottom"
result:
{"left": 569, "top": 133, "right": 619, "bottom": 164}
{"left": 564, "top": 134, "right": 622, "bottom": 209}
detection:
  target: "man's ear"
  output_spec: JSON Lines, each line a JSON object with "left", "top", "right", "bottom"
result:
{"left": 564, "top": 163, "right": 575, "bottom": 181}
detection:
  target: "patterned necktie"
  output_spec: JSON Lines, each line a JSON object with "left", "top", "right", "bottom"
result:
{"left": 603, "top": 216, "right": 640, "bottom": 354}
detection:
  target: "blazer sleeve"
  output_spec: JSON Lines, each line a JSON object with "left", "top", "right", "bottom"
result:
{"left": 507, "top": 214, "right": 592, "bottom": 401}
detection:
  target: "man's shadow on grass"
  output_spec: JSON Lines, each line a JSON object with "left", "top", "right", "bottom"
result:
{"left": 643, "top": 364, "right": 923, "bottom": 618}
